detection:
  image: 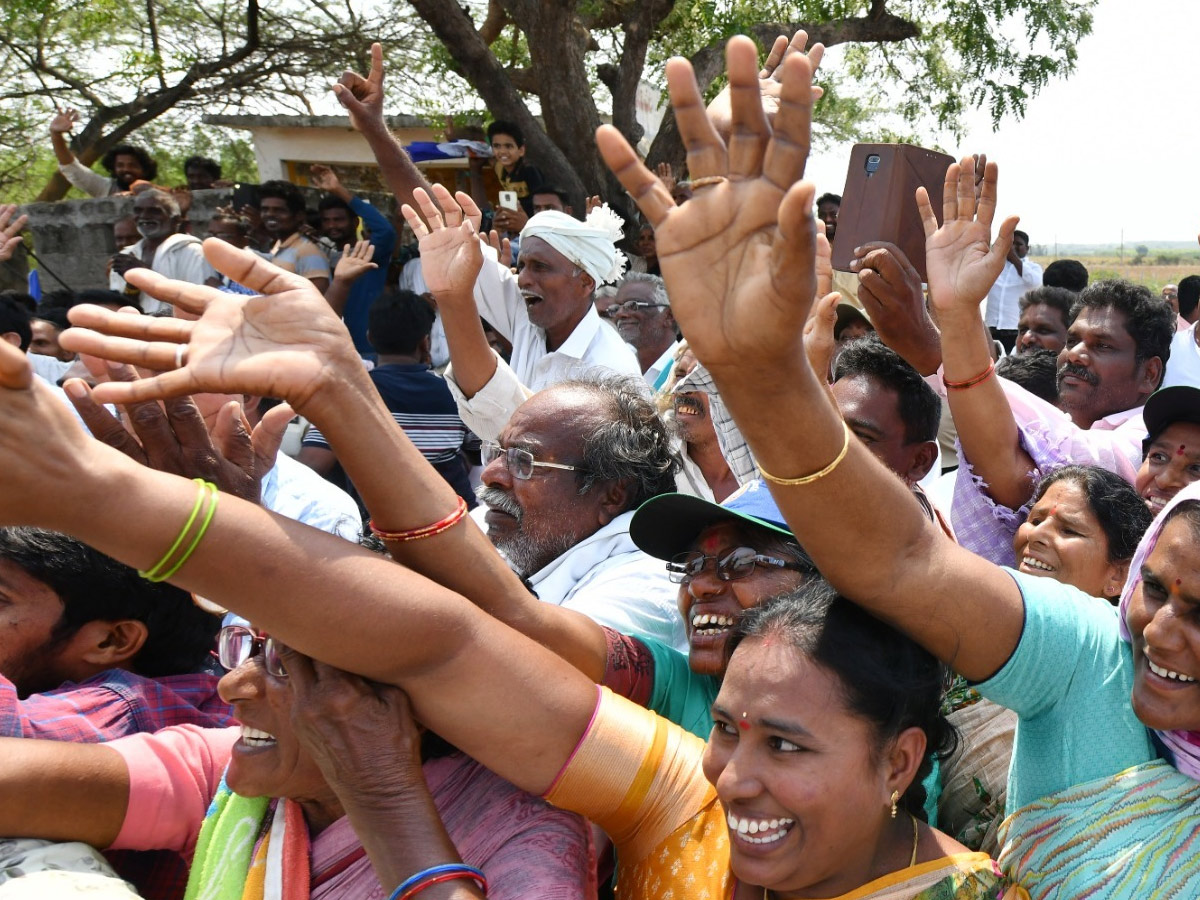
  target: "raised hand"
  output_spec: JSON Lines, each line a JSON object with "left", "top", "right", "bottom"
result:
{"left": 815, "top": 219, "right": 833, "bottom": 300}
{"left": 851, "top": 241, "right": 943, "bottom": 375}
{"left": 49, "top": 107, "right": 79, "bottom": 134}
{"left": 401, "top": 184, "right": 484, "bottom": 301}
{"left": 706, "top": 31, "right": 824, "bottom": 143}
{"left": 917, "top": 157, "right": 1018, "bottom": 316}
{"left": 655, "top": 162, "right": 677, "bottom": 196}
{"left": 333, "top": 43, "right": 386, "bottom": 133}
{"left": 333, "top": 240, "right": 378, "bottom": 284}
{"left": 486, "top": 229, "right": 513, "bottom": 272}
{"left": 58, "top": 240, "right": 361, "bottom": 413}
{"left": 0, "top": 205, "right": 27, "bottom": 262}
{"left": 309, "top": 163, "right": 346, "bottom": 198}
{"left": 803, "top": 290, "right": 840, "bottom": 384}
{"left": 596, "top": 37, "right": 819, "bottom": 374}
{"left": 64, "top": 357, "right": 291, "bottom": 503}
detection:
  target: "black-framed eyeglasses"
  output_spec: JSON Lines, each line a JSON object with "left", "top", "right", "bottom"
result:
{"left": 666, "top": 547, "right": 809, "bottom": 584}
{"left": 217, "top": 625, "right": 288, "bottom": 678}
{"left": 612, "top": 300, "right": 669, "bottom": 315}
{"left": 480, "top": 440, "right": 585, "bottom": 480}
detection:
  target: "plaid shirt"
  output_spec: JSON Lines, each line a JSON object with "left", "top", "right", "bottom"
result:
{"left": 0, "top": 669, "right": 233, "bottom": 900}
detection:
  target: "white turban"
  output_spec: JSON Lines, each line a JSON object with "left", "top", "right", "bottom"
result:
{"left": 520, "top": 205, "right": 628, "bottom": 286}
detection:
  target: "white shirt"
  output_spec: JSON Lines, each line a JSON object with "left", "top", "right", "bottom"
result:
{"left": 109, "top": 233, "right": 217, "bottom": 314}
{"left": 526, "top": 510, "right": 688, "bottom": 653}
{"left": 984, "top": 258, "right": 1043, "bottom": 330}
{"left": 447, "top": 252, "right": 641, "bottom": 439}
{"left": 472, "top": 248, "right": 640, "bottom": 390}
{"left": 1163, "top": 323, "right": 1200, "bottom": 389}
{"left": 260, "top": 454, "right": 362, "bottom": 543}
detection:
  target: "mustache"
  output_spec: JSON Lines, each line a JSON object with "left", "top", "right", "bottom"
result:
{"left": 1057, "top": 363, "right": 1098, "bottom": 386}
{"left": 673, "top": 393, "right": 705, "bottom": 416}
{"left": 475, "top": 485, "right": 523, "bottom": 520}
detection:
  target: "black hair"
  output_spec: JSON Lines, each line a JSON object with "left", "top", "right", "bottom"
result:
{"left": 1018, "top": 286, "right": 1075, "bottom": 327}
{"left": 729, "top": 581, "right": 956, "bottom": 822}
{"left": 831, "top": 336, "right": 940, "bottom": 444}
{"left": 0, "top": 291, "right": 37, "bottom": 315}
{"left": 317, "top": 194, "right": 356, "bottom": 217}
{"left": 561, "top": 373, "right": 681, "bottom": 509}
{"left": 487, "top": 120, "right": 525, "bottom": 147}
{"left": 1013, "top": 229, "right": 1030, "bottom": 244}
{"left": 208, "top": 209, "right": 252, "bottom": 237}
{"left": 367, "top": 289, "right": 435, "bottom": 356}
{"left": 72, "top": 289, "right": 138, "bottom": 310}
{"left": 997, "top": 349, "right": 1059, "bottom": 404}
{"left": 532, "top": 186, "right": 571, "bottom": 207}
{"left": 1162, "top": 500, "right": 1200, "bottom": 545}
{"left": 1179, "top": 276, "right": 1200, "bottom": 320}
{"left": 1043, "top": 259, "right": 1089, "bottom": 293}
{"left": 1070, "top": 280, "right": 1175, "bottom": 382}
{"left": 0, "top": 296, "right": 32, "bottom": 351}
{"left": 183, "top": 155, "right": 222, "bottom": 179}
{"left": 258, "top": 179, "right": 307, "bottom": 215}
{"left": 100, "top": 144, "right": 157, "bottom": 181}
{"left": 0, "top": 527, "right": 221, "bottom": 677}
{"left": 816, "top": 192, "right": 841, "bottom": 207}
{"left": 1031, "top": 465, "right": 1151, "bottom": 565}
{"left": 33, "top": 306, "right": 71, "bottom": 331}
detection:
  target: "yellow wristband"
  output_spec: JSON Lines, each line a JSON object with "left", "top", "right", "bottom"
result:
{"left": 758, "top": 421, "right": 853, "bottom": 487}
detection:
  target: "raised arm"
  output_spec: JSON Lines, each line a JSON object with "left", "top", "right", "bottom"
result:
{"left": 334, "top": 44, "right": 436, "bottom": 219}
{"left": 0, "top": 340, "right": 596, "bottom": 794}
{"left": 595, "top": 38, "right": 1024, "bottom": 681}
{"left": 61, "top": 241, "right": 610, "bottom": 684}
{"left": 918, "top": 159, "right": 1034, "bottom": 510}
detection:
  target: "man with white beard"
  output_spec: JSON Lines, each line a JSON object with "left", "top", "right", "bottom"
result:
{"left": 473, "top": 374, "right": 688, "bottom": 652}
{"left": 108, "top": 190, "right": 215, "bottom": 314}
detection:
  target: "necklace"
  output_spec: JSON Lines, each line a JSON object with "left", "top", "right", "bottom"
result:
{"left": 761, "top": 815, "right": 919, "bottom": 900}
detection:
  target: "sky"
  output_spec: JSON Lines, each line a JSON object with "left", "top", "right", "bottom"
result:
{"left": 803, "top": 0, "right": 1200, "bottom": 247}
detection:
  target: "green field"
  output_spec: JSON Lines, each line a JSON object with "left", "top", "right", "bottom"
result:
{"left": 1031, "top": 257, "right": 1200, "bottom": 293}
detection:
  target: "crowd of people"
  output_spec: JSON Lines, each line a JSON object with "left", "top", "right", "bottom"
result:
{"left": 0, "top": 28, "right": 1198, "bottom": 900}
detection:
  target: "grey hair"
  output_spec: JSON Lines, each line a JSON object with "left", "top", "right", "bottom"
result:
{"left": 138, "top": 188, "right": 181, "bottom": 218}
{"left": 620, "top": 272, "right": 669, "bottom": 308}
{"left": 559, "top": 372, "right": 680, "bottom": 509}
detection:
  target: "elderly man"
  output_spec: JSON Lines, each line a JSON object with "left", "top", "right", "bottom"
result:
{"left": 612, "top": 273, "right": 679, "bottom": 389}
{"left": 108, "top": 189, "right": 215, "bottom": 314}
{"left": 441, "top": 207, "right": 641, "bottom": 439}
{"left": 474, "top": 374, "right": 687, "bottom": 650}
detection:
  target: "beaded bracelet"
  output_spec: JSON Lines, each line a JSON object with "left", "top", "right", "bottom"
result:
{"left": 369, "top": 496, "right": 469, "bottom": 542}
{"left": 139, "top": 479, "right": 219, "bottom": 582}
{"left": 388, "top": 863, "right": 487, "bottom": 900}
{"left": 758, "top": 421, "right": 852, "bottom": 487}
{"left": 944, "top": 361, "right": 996, "bottom": 391}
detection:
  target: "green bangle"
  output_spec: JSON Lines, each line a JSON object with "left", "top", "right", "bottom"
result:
{"left": 139, "top": 480, "right": 217, "bottom": 582}
{"left": 156, "top": 482, "right": 219, "bottom": 582}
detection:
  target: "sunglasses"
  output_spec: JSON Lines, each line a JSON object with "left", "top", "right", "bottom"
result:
{"left": 217, "top": 625, "right": 288, "bottom": 678}
{"left": 667, "top": 547, "right": 809, "bottom": 584}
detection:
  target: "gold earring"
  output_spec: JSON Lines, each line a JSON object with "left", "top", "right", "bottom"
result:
{"left": 890, "top": 790, "right": 900, "bottom": 819}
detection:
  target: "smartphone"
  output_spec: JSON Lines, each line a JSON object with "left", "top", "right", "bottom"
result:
{"left": 830, "top": 143, "right": 955, "bottom": 281}
{"left": 498, "top": 190, "right": 519, "bottom": 211}
{"left": 231, "top": 182, "right": 261, "bottom": 211}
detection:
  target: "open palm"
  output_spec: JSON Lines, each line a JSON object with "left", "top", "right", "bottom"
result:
{"left": 918, "top": 157, "right": 1018, "bottom": 315}
{"left": 596, "top": 39, "right": 819, "bottom": 373}
{"left": 60, "top": 241, "right": 359, "bottom": 412}
{"left": 401, "top": 185, "right": 483, "bottom": 299}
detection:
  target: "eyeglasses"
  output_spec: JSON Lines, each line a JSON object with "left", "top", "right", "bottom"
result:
{"left": 217, "top": 625, "right": 288, "bottom": 678}
{"left": 611, "top": 300, "right": 669, "bottom": 316}
{"left": 480, "top": 440, "right": 585, "bottom": 480}
{"left": 666, "top": 547, "right": 810, "bottom": 584}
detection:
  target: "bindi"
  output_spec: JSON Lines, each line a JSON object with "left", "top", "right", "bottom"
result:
{"left": 738, "top": 719, "right": 750, "bottom": 731}
{"left": 1179, "top": 446, "right": 1188, "bottom": 457}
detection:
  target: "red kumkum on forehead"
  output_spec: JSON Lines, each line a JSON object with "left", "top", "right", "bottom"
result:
{"left": 1179, "top": 446, "right": 1188, "bottom": 456}
{"left": 738, "top": 719, "right": 751, "bottom": 731}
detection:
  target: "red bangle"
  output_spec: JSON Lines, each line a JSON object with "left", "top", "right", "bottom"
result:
{"left": 944, "top": 361, "right": 996, "bottom": 391}
{"left": 397, "top": 870, "right": 488, "bottom": 900}
{"left": 369, "top": 497, "right": 468, "bottom": 542}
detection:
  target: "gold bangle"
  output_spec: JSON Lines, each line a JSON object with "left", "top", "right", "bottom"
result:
{"left": 758, "top": 421, "right": 852, "bottom": 486}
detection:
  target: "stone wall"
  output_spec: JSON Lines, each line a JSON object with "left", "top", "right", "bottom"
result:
{"left": 18, "top": 186, "right": 397, "bottom": 297}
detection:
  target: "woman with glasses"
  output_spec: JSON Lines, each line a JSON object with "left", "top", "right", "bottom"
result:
{"left": 0, "top": 622, "right": 594, "bottom": 900}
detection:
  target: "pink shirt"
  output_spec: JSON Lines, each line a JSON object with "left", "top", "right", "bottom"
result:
{"left": 108, "top": 725, "right": 594, "bottom": 899}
